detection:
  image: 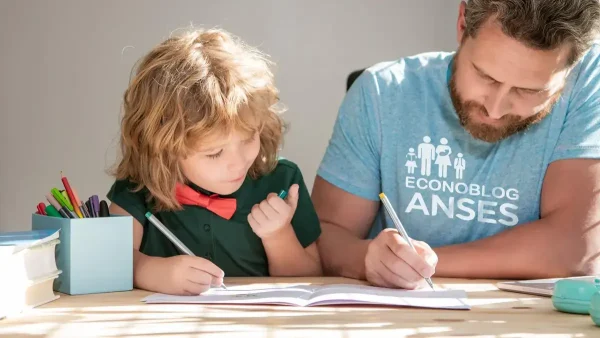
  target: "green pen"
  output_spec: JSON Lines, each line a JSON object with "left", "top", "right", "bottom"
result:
{"left": 278, "top": 190, "right": 287, "bottom": 199}
{"left": 45, "top": 205, "right": 62, "bottom": 218}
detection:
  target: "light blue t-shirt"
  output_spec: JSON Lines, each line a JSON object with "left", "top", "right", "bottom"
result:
{"left": 317, "top": 44, "right": 600, "bottom": 248}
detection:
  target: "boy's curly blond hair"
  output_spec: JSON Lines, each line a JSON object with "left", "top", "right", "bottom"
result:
{"left": 111, "top": 28, "right": 286, "bottom": 211}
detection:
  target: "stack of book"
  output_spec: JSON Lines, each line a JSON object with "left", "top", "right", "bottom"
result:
{"left": 0, "top": 229, "right": 62, "bottom": 319}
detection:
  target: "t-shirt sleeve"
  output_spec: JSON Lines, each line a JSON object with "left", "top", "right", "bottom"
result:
{"left": 316, "top": 70, "right": 382, "bottom": 201}
{"left": 550, "top": 46, "right": 600, "bottom": 162}
{"left": 106, "top": 179, "right": 149, "bottom": 228}
{"left": 289, "top": 166, "right": 322, "bottom": 248}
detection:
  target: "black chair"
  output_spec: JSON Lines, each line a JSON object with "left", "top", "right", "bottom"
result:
{"left": 346, "top": 69, "right": 365, "bottom": 91}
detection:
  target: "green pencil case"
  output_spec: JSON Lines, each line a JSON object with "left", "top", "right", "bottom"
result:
{"left": 552, "top": 278, "right": 599, "bottom": 314}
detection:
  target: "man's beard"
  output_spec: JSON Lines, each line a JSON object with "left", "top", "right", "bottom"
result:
{"left": 448, "top": 59, "right": 561, "bottom": 143}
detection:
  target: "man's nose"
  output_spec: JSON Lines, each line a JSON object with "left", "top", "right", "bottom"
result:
{"left": 484, "top": 86, "right": 512, "bottom": 119}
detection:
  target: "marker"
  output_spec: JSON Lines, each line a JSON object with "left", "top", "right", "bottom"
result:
{"left": 37, "top": 203, "right": 47, "bottom": 215}
{"left": 91, "top": 195, "right": 100, "bottom": 217}
{"left": 45, "top": 205, "right": 62, "bottom": 218}
{"left": 61, "top": 172, "right": 83, "bottom": 218}
{"left": 61, "top": 190, "right": 72, "bottom": 207}
{"left": 145, "top": 211, "right": 228, "bottom": 290}
{"left": 72, "top": 187, "right": 90, "bottom": 218}
{"left": 278, "top": 190, "right": 287, "bottom": 199}
{"left": 379, "top": 192, "right": 435, "bottom": 290}
{"left": 61, "top": 190, "right": 80, "bottom": 217}
{"left": 46, "top": 188, "right": 77, "bottom": 218}
{"left": 52, "top": 188, "right": 74, "bottom": 212}
{"left": 98, "top": 200, "right": 110, "bottom": 217}
{"left": 86, "top": 200, "right": 94, "bottom": 218}
{"left": 81, "top": 204, "right": 91, "bottom": 218}
{"left": 46, "top": 193, "right": 74, "bottom": 218}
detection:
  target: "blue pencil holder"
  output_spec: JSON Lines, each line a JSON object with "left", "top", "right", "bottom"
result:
{"left": 31, "top": 213, "right": 133, "bottom": 295}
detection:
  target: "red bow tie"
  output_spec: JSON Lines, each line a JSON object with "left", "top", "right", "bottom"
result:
{"left": 175, "top": 183, "right": 237, "bottom": 220}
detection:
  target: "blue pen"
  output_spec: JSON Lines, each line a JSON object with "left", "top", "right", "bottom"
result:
{"left": 278, "top": 190, "right": 287, "bottom": 199}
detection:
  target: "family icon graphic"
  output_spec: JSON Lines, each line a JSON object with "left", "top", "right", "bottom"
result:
{"left": 408, "top": 136, "right": 466, "bottom": 180}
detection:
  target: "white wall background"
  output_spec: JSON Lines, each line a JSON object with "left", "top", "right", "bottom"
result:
{"left": 0, "top": 0, "right": 460, "bottom": 232}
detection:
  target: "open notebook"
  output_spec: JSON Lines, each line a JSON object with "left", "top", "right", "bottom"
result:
{"left": 143, "top": 283, "right": 470, "bottom": 310}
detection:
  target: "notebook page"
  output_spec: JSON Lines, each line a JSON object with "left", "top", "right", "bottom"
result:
{"left": 306, "top": 284, "right": 470, "bottom": 310}
{"left": 143, "top": 285, "right": 314, "bottom": 306}
{"left": 143, "top": 284, "right": 470, "bottom": 309}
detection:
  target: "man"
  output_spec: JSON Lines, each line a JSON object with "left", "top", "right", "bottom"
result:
{"left": 312, "top": 0, "right": 600, "bottom": 289}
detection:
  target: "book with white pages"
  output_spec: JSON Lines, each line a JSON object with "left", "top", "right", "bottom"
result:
{"left": 0, "top": 272, "right": 61, "bottom": 319}
{"left": 0, "top": 229, "right": 62, "bottom": 319}
{"left": 0, "top": 229, "right": 61, "bottom": 281}
{"left": 143, "top": 283, "right": 470, "bottom": 310}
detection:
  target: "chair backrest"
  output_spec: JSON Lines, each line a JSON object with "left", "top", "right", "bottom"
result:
{"left": 346, "top": 69, "right": 365, "bottom": 91}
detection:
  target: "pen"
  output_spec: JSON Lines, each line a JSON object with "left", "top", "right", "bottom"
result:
{"left": 50, "top": 189, "right": 76, "bottom": 218}
{"left": 46, "top": 194, "right": 73, "bottom": 218}
{"left": 145, "top": 211, "right": 228, "bottom": 290}
{"left": 61, "top": 190, "right": 71, "bottom": 206}
{"left": 52, "top": 188, "right": 73, "bottom": 211}
{"left": 91, "top": 195, "right": 100, "bottom": 217}
{"left": 72, "top": 187, "right": 90, "bottom": 218}
{"left": 278, "top": 190, "right": 287, "bottom": 199}
{"left": 379, "top": 193, "right": 435, "bottom": 290}
{"left": 61, "top": 172, "right": 83, "bottom": 218}
{"left": 86, "top": 200, "right": 94, "bottom": 218}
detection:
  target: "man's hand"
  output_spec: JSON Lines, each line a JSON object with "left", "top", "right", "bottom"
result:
{"left": 365, "top": 228, "right": 437, "bottom": 289}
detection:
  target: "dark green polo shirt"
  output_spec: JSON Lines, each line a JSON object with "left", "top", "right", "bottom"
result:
{"left": 106, "top": 159, "right": 321, "bottom": 277}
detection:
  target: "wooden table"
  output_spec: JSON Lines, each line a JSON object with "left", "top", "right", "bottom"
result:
{"left": 1, "top": 277, "right": 598, "bottom": 337}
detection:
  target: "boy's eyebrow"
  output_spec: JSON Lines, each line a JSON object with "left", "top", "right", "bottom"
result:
{"left": 197, "top": 132, "right": 256, "bottom": 152}
{"left": 198, "top": 143, "right": 227, "bottom": 153}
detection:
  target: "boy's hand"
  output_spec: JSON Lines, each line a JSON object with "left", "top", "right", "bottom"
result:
{"left": 157, "top": 255, "right": 224, "bottom": 295}
{"left": 248, "top": 184, "right": 299, "bottom": 239}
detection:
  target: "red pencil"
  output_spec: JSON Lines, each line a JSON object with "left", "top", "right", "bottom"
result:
{"left": 61, "top": 171, "right": 83, "bottom": 218}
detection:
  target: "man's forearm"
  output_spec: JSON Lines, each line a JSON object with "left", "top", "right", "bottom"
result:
{"left": 317, "top": 222, "right": 370, "bottom": 279}
{"left": 434, "top": 217, "right": 598, "bottom": 279}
